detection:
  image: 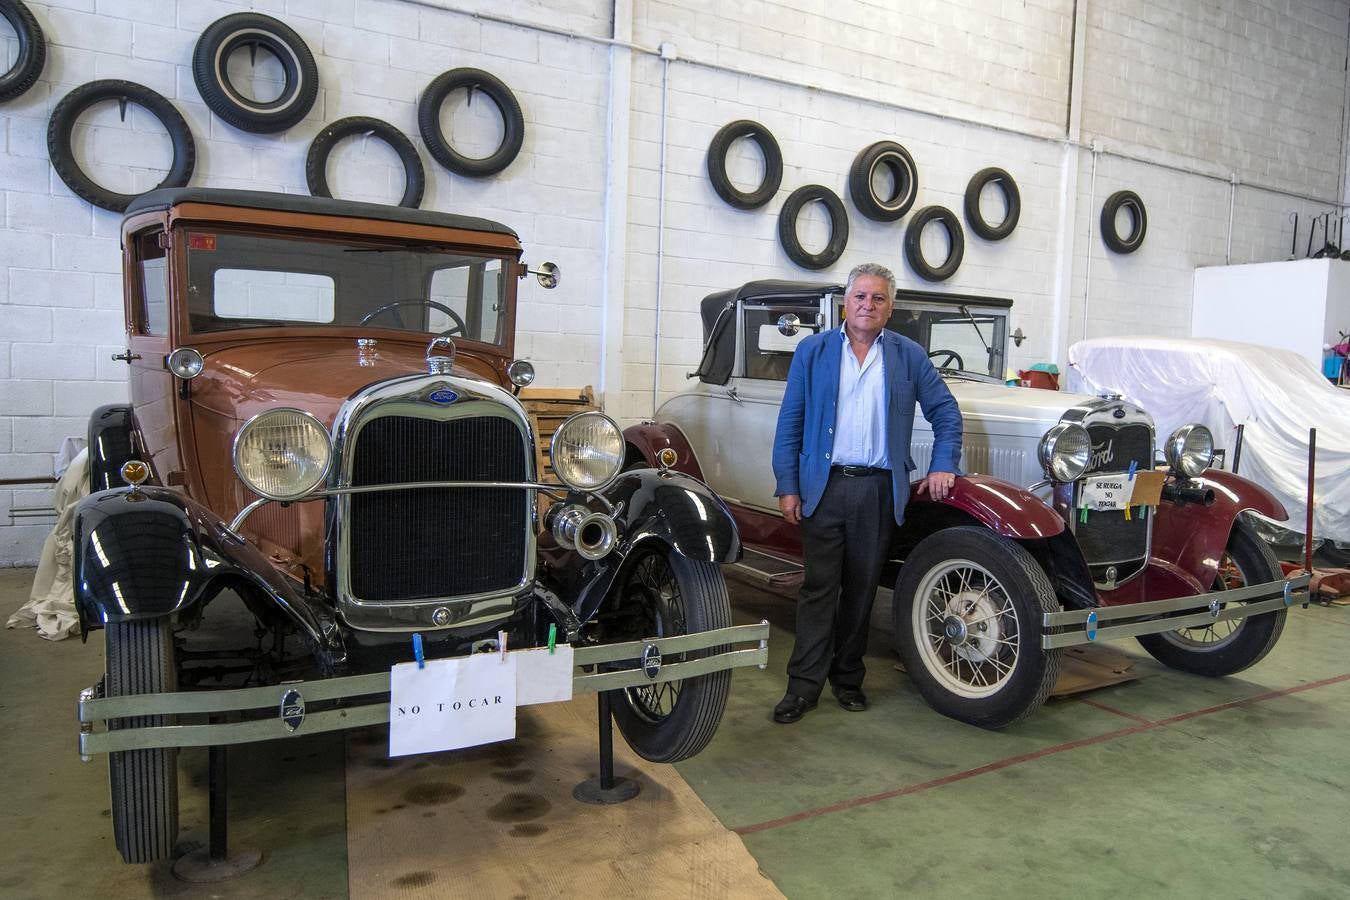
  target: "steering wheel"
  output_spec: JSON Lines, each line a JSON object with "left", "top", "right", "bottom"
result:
{"left": 928, "top": 349, "right": 964, "bottom": 370}
{"left": 358, "top": 299, "right": 467, "bottom": 337}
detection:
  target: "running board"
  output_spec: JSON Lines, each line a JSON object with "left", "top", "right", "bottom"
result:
{"left": 730, "top": 550, "right": 804, "bottom": 588}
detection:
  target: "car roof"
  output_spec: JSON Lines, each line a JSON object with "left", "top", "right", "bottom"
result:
{"left": 125, "top": 188, "right": 518, "bottom": 238}
{"left": 699, "top": 279, "right": 842, "bottom": 334}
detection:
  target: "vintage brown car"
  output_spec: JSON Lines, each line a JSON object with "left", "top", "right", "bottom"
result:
{"left": 73, "top": 188, "right": 766, "bottom": 864}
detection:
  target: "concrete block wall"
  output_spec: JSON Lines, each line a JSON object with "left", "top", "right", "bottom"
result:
{"left": 2, "top": 0, "right": 1348, "bottom": 563}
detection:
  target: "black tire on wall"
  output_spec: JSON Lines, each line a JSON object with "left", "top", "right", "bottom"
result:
{"left": 191, "top": 12, "right": 319, "bottom": 134}
{"left": 964, "top": 167, "right": 1021, "bottom": 240}
{"left": 107, "top": 618, "right": 179, "bottom": 864}
{"left": 306, "top": 116, "right": 426, "bottom": 208}
{"left": 1100, "top": 189, "right": 1147, "bottom": 254}
{"left": 778, "top": 184, "right": 849, "bottom": 270}
{"left": 848, "top": 140, "right": 918, "bottom": 222}
{"left": 706, "top": 119, "right": 783, "bottom": 210}
{"left": 0, "top": 0, "right": 46, "bottom": 102}
{"left": 417, "top": 68, "right": 525, "bottom": 178}
{"left": 47, "top": 80, "right": 197, "bottom": 213}
{"left": 904, "top": 205, "right": 965, "bottom": 282}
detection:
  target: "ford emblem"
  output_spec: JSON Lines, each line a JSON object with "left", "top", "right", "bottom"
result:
{"left": 428, "top": 388, "right": 458, "bottom": 405}
{"left": 641, "top": 643, "right": 662, "bottom": 679}
{"left": 280, "top": 688, "right": 305, "bottom": 732}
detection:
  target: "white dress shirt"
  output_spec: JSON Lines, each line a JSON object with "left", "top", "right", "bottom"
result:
{"left": 831, "top": 326, "right": 890, "bottom": 469}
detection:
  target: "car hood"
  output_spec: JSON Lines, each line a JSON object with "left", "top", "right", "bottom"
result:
{"left": 944, "top": 378, "right": 1102, "bottom": 431}
{"left": 190, "top": 339, "right": 498, "bottom": 426}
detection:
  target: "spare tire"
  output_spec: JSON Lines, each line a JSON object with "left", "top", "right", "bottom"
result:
{"left": 1100, "top": 190, "right": 1147, "bottom": 254}
{"left": 964, "top": 167, "right": 1020, "bottom": 241}
{"left": 306, "top": 116, "right": 425, "bottom": 208}
{"left": 848, "top": 140, "right": 918, "bottom": 222}
{"left": 0, "top": 0, "right": 46, "bottom": 103}
{"left": 904, "top": 205, "right": 965, "bottom": 282}
{"left": 192, "top": 12, "right": 318, "bottom": 134}
{"left": 47, "top": 80, "right": 196, "bottom": 213}
{"left": 706, "top": 119, "right": 783, "bottom": 210}
{"left": 417, "top": 68, "right": 524, "bottom": 178}
{"left": 778, "top": 184, "right": 849, "bottom": 270}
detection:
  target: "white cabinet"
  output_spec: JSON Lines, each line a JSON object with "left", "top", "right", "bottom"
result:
{"left": 1192, "top": 259, "right": 1350, "bottom": 369}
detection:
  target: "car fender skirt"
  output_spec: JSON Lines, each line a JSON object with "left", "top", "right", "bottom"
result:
{"left": 73, "top": 487, "right": 345, "bottom": 669}
{"left": 907, "top": 475, "right": 1065, "bottom": 540}
{"left": 1150, "top": 470, "right": 1286, "bottom": 589}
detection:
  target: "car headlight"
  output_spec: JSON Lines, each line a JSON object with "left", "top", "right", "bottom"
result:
{"left": 550, "top": 411, "right": 624, "bottom": 491}
{"left": 1038, "top": 423, "right": 1091, "bottom": 482}
{"left": 1165, "top": 424, "right": 1213, "bottom": 477}
{"left": 233, "top": 409, "right": 332, "bottom": 501}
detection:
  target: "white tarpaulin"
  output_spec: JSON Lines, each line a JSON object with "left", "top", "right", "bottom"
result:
{"left": 7, "top": 449, "right": 89, "bottom": 640}
{"left": 1067, "top": 336, "right": 1350, "bottom": 544}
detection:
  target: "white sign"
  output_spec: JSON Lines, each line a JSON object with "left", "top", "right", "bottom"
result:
{"left": 1080, "top": 476, "right": 1133, "bottom": 511}
{"left": 388, "top": 653, "right": 517, "bottom": 757}
{"left": 515, "top": 645, "right": 575, "bottom": 706}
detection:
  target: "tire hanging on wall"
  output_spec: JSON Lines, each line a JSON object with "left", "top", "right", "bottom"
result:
{"left": 848, "top": 140, "right": 918, "bottom": 222}
{"left": 47, "top": 80, "right": 196, "bottom": 213}
{"left": 778, "top": 184, "right": 849, "bottom": 270}
{"left": 191, "top": 12, "right": 319, "bottom": 134}
{"left": 904, "top": 205, "right": 965, "bottom": 282}
{"left": 964, "top": 167, "right": 1020, "bottom": 241}
{"left": 706, "top": 119, "right": 783, "bottom": 210}
{"left": 0, "top": 0, "right": 46, "bottom": 103}
{"left": 1100, "top": 190, "right": 1147, "bottom": 254}
{"left": 305, "top": 116, "right": 426, "bottom": 208}
{"left": 417, "top": 68, "right": 525, "bottom": 177}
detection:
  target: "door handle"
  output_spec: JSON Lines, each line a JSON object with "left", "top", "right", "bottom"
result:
{"left": 725, "top": 386, "right": 742, "bottom": 403}
{"left": 112, "top": 349, "right": 142, "bottom": 363}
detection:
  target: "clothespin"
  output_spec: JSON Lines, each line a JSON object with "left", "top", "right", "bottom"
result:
{"left": 1123, "top": 506, "right": 1131, "bottom": 521}
{"left": 412, "top": 632, "right": 425, "bottom": 669}
{"left": 498, "top": 629, "right": 508, "bottom": 660}
{"left": 1127, "top": 460, "right": 1138, "bottom": 480}
{"left": 1080, "top": 507, "right": 1089, "bottom": 524}
{"left": 548, "top": 623, "right": 557, "bottom": 654}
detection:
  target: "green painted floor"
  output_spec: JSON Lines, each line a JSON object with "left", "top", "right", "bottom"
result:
{"left": 3, "top": 565, "right": 1348, "bottom": 898}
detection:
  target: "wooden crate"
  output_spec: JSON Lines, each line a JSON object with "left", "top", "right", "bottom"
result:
{"left": 518, "top": 385, "right": 598, "bottom": 484}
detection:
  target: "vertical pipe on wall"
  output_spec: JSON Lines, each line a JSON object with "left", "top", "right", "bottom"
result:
{"left": 651, "top": 50, "right": 672, "bottom": 416}
{"left": 1082, "top": 144, "right": 1099, "bottom": 342}
{"left": 1050, "top": 0, "right": 1088, "bottom": 367}
{"left": 1225, "top": 175, "right": 1237, "bottom": 265}
{"left": 599, "top": 0, "right": 633, "bottom": 414}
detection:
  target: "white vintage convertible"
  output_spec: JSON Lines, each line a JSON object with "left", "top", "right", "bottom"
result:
{"left": 624, "top": 281, "right": 1309, "bottom": 728}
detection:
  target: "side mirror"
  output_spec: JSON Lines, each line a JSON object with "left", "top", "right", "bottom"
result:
{"left": 521, "top": 261, "right": 560, "bottom": 289}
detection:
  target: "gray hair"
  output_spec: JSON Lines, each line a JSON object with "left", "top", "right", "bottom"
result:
{"left": 845, "top": 262, "right": 896, "bottom": 300}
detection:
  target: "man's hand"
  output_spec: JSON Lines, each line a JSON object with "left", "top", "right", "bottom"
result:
{"left": 916, "top": 472, "right": 956, "bottom": 501}
{"left": 779, "top": 493, "right": 803, "bottom": 525}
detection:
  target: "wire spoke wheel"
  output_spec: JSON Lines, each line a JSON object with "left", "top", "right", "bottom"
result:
{"left": 913, "top": 559, "right": 1020, "bottom": 699}
{"left": 624, "top": 551, "right": 687, "bottom": 722}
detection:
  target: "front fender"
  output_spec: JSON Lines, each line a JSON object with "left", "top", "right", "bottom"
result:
{"left": 87, "top": 405, "right": 139, "bottom": 492}
{"left": 1149, "top": 469, "right": 1288, "bottom": 591}
{"left": 622, "top": 422, "right": 704, "bottom": 480}
{"left": 73, "top": 487, "right": 346, "bottom": 669}
{"left": 555, "top": 469, "right": 740, "bottom": 624}
{"left": 903, "top": 474, "right": 1066, "bottom": 540}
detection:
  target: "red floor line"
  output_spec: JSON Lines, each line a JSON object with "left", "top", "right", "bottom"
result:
{"left": 1075, "top": 696, "right": 1152, "bottom": 724}
{"left": 732, "top": 670, "right": 1350, "bottom": 838}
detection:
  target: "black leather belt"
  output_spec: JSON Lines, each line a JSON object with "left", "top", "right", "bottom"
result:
{"left": 832, "top": 465, "right": 890, "bottom": 477}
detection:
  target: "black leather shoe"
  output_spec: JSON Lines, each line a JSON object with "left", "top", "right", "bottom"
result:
{"left": 834, "top": 687, "right": 867, "bottom": 712}
{"left": 772, "top": 693, "right": 817, "bottom": 723}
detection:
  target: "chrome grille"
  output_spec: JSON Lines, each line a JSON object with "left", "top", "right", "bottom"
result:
{"left": 1075, "top": 421, "right": 1154, "bottom": 584}
{"left": 347, "top": 413, "right": 529, "bottom": 603}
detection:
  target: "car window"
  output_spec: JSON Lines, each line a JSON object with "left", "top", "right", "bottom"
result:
{"left": 135, "top": 230, "right": 168, "bottom": 336}
{"left": 183, "top": 229, "right": 508, "bottom": 344}
{"left": 743, "top": 306, "right": 822, "bottom": 381}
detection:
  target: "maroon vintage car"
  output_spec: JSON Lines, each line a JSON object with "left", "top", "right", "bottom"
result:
{"left": 625, "top": 280, "right": 1308, "bottom": 728}
{"left": 72, "top": 189, "right": 765, "bottom": 864}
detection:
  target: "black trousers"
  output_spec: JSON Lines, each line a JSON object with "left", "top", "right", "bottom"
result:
{"left": 786, "top": 469, "right": 895, "bottom": 700}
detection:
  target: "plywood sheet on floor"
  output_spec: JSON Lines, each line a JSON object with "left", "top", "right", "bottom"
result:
{"left": 345, "top": 698, "right": 782, "bottom": 899}
{"left": 894, "top": 642, "right": 1142, "bottom": 696}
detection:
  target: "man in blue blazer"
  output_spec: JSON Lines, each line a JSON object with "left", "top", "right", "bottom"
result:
{"left": 771, "top": 263, "right": 963, "bottom": 723}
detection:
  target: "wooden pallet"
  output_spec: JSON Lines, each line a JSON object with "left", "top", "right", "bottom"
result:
{"left": 518, "top": 385, "right": 598, "bottom": 484}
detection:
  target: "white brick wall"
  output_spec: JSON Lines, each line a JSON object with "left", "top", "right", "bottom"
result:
{"left": 1, "top": 0, "right": 1348, "bottom": 563}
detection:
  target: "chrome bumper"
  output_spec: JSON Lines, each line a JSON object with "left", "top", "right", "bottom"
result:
{"left": 78, "top": 622, "right": 769, "bottom": 757}
{"left": 1041, "top": 575, "right": 1310, "bottom": 649}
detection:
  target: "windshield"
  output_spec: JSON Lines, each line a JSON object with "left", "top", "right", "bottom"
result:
{"left": 180, "top": 229, "right": 509, "bottom": 344}
{"left": 834, "top": 299, "right": 1008, "bottom": 378}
